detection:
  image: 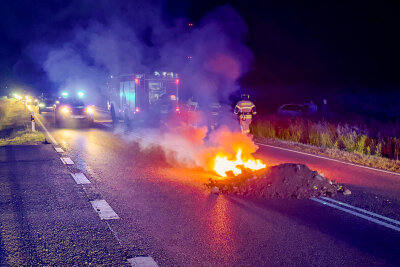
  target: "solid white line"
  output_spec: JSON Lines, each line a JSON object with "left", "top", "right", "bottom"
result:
{"left": 35, "top": 114, "right": 58, "bottom": 145}
{"left": 54, "top": 147, "right": 64, "bottom": 153}
{"left": 70, "top": 173, "right": 91, "bottom": 184}
{"left": 127, "top": 257, "right": 159, "bottom": 267}
{"left": 90, "top": 199, "right": 120, "bottom": 220}
{"left": 256, "top": 142, "right": 400, "bottom": 176}
{"left": 320, "top": 197, "right": 400, "bottom": 226}
{"left": 60, "top": 157, "right": 74, "bottom": 165}
{"left": 310, "top": 197, "right": 400, "bottom": 232}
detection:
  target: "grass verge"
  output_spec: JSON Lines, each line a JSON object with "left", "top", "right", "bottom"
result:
{"left": 0, "top": 129, "right": 45, "bottom": 146}
{"left": 254, "top": 136, "right": 400, "bottom": 174}
{"left": 0, "top": 99, "right": 45, "bottom": 146}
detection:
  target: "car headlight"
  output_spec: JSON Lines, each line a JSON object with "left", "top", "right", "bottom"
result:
{"left": 86, "top": 106, "right": 94, "bottom": 114}
{"left": 39, "top": 103, "right": 45, "bottom": 108}
{"left": 61, "top": 106, "right": 70, "bottom": 113}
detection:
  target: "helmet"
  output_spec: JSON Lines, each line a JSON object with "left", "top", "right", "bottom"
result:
{"left": 241, "top": 93, "right": 249, "bottom": 100}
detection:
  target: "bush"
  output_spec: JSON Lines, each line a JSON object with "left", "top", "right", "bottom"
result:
{"left": 251, "top": 115, "right": 399, "bottom": 161}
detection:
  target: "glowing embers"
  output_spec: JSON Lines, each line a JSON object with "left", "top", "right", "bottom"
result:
{"left": 213, "top": 148, "right": 266, "bottom": 177}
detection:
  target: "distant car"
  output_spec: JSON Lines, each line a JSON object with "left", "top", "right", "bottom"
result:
{"left": 55, "top": 98, "right": 94, "bottom": 127}
{"left": 277, "top": 104, "right": 305, "bottom": 116}
{"left": 38, "top": 99, "right": 56, "bottom": 114}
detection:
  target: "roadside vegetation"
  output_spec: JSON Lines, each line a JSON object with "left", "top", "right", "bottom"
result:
{"left": 0, "top": 99, "right": 45, "bottom": 146}
{"left": 251, "top": 116, "right": 400, "bottom": 173}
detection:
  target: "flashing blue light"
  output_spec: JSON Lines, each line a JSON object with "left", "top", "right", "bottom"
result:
{"left": 77, "top": 91, "right": 85, "bottom": 98}
{"left": 61, "top": 91, "right": 69, "bottom": 97}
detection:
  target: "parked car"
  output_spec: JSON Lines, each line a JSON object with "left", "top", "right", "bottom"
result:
{"left": 277, "top": 104, "right": 305, "bottom": 116}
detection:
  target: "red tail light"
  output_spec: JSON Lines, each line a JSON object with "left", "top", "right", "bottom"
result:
{"left": 176, "top": 79, "right": 179, "bottom": 84}
{"left": 135, "top": 107, "right": 140, "bottom": 112}
{"left": 175, "top": 107, "right": 180, "bottom": 112}
{"left": 135, "top": 78, "right": 139, "bottom": 85}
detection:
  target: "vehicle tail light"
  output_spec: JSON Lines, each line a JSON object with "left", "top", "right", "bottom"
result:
{"left": 135, "top": 107, "right": 140, "bottom": 112}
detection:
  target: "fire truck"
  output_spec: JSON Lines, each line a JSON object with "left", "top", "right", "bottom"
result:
{"left": 106, "top": 72, "right": 180, "bottom": 126}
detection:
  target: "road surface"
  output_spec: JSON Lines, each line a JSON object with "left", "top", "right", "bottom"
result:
{"left": 26, "top": 109, "right": 400, "bottom": 266}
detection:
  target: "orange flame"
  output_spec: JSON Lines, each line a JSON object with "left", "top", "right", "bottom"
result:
{"left": 213, "top": 148, "right": 266, "bottom": 177}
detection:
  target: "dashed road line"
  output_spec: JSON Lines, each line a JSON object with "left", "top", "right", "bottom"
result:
{"left": 90, "top": 199, "right": 120, "bottom": 220}
{"left": 256, "top": 142, "right": 400, "bottom": 176}
{"left": 54, "top": 147, "right": 64, "bottom": 153}
{"left": 127, "top": 257, "right": 159, "bottom": 267}
{"left": 60, "top": 157, "right": 74, "bottom": 165}
{"left": 311, "top": 197, "right": 400, "bottom": 232}
{"left": 70, "top": 173, "right": 91, "bottom": 184}
{"left": 34, "top": 114, "right": 58, "bottom": 145}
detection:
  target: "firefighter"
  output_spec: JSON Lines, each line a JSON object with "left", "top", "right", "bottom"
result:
{"left": 234, "top": 93, "right": 256, "bottom": 134}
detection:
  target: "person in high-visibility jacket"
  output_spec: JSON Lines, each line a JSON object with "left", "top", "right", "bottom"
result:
{"left": 234, "top": 94, "right": 256, "bottom": 134}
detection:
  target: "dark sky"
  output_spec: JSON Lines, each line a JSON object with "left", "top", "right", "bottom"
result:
{"left": 1, "top": 0, "right": 399, "bottom": 95}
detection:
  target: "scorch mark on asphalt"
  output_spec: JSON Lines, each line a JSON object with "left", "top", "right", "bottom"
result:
{"left": 90, "top": 199, "right": 120, "bottom": 220}
{"left": 311, "top": 197, "right": 400, "bottom": 232}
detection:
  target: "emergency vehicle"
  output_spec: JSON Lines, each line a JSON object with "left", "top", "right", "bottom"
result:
{"left": 106, "top": 72, "right": 180, "bottom": 125}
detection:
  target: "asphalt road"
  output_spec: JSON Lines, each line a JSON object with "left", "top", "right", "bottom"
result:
{"left": 31, "top": 109, "right": 400, "bottom": 266}
{"left": 0, "top": 145, "right": 127, "bottom": 266}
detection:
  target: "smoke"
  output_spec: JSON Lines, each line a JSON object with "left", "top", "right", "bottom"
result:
{"left": 119, "top": 124, "right": 259, "bottom": 174}
{"left": 25, "top": 1, "right": 260, "bottom": 174}
{"left": 26, "top": 2, "right": 252, "bottom": 106}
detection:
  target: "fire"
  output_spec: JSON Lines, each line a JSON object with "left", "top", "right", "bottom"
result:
{"left": 213, "top": 148, "right": 266, "bottom": 177}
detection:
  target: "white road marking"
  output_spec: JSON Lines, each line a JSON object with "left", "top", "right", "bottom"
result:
{"left": 60, "top": 157, "right": 74, "bottom": 165}
{"left": 70, "top": 173, "right": 91, "bottom": 184}
{"left": 256, "top": 142, "right": 400, "bottom": 176}
{"left": 54, "top": 147, "right": 64, "bottom": 153}
{"left": 90, "top": 199, "right": 120, "bottom": 220}
{"left": 311, "top": 197, "right": 400, "bottom": 232}
{"left": 127, "top": 257, "right": 159, "bottom": 267}
{"left": 34, "top": 114, "right": 58, "bottom": 145}
{"left": 320, "top": 196, "right": 400, "bottom": 226}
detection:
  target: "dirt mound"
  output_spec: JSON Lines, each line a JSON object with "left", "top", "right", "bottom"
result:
{"left": 207, "top": 163, "right": 350, "bottom": 199}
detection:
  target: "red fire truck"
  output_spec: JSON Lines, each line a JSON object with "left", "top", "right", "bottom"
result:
{"left": 106, "top": 72, "right": 180, "bottom": 126}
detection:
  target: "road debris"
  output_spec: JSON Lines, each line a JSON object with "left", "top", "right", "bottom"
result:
{"left": 207, "top": 163, "right": 351, "bottom": 199}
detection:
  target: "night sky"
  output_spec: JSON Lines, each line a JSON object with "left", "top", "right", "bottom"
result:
{"left": 0, "top": 0, "right": 399, "bottom": 98}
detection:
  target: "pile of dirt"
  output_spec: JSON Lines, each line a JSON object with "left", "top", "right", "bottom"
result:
{"left": 207, "top": 163, "right": 350, "bottom": 199}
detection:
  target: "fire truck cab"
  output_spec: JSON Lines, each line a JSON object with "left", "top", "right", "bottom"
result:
{"left": 107, "top": 72, "right": 180, "bottom": 126}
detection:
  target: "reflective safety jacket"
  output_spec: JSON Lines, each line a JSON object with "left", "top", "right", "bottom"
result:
{"left": 234, "top": 100, "right": 257, "bottom": 119}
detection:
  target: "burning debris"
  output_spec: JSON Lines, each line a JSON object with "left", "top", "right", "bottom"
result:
{"left": 207, "top": 163, "right": 350, "bottom": 199}
{"left": 213, "top": 148, "right": 266, "bottom": 177}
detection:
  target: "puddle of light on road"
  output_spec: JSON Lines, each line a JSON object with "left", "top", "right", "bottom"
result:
{"left": 207, "top": 195, "right": 238, "bottom": 260}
